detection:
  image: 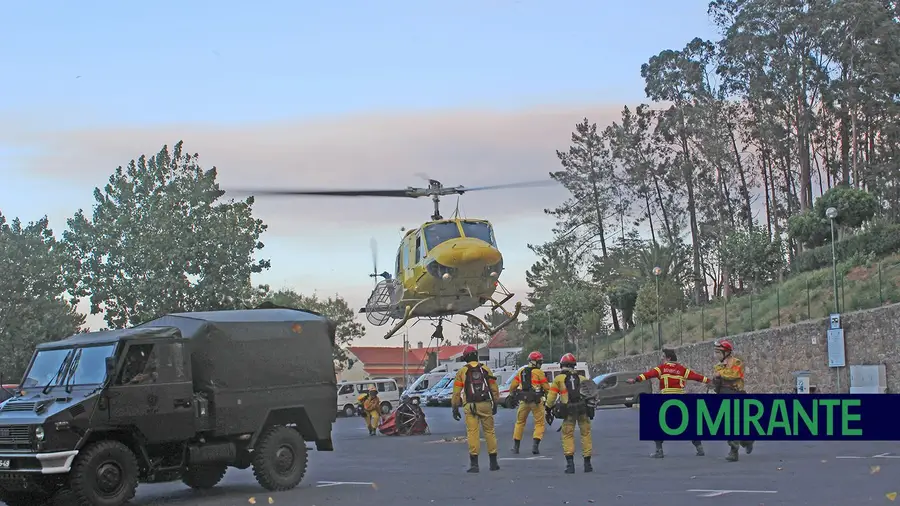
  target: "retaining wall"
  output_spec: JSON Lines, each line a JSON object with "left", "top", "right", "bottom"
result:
{"left": 594, "top": 302, "right": 900, "bottom": 394}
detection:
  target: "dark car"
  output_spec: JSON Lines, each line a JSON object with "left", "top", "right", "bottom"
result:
{"left": 0, "top": 307, "right": 338, "bottom": 506}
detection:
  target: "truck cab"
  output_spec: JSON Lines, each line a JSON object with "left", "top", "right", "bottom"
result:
{"left": 0, "top": 308, "right": 337, "bottom": 506}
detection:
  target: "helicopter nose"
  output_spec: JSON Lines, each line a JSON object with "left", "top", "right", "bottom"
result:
{"left": 434, "top": 239, "right": 502, "bottom": 268}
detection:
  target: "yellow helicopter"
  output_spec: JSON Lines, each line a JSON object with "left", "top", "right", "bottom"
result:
{"left": 237, "top": 178, "right": 556, "bottom": 340}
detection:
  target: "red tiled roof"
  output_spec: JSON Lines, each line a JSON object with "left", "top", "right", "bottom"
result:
{"left": 349, "top": 345, "right": 470, "bottom": 376}
{"left": 487, "top": 330, "right": 517, "bottom": 349}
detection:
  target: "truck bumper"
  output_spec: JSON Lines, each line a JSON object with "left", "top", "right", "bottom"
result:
{"left": 0, "top": 450, "right": 78, "bottom": 474}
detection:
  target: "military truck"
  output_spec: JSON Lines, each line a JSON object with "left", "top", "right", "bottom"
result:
{"left": 0, "top": 307, "right": 337, "bottom": 506}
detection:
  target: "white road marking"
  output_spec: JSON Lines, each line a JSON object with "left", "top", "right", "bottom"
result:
{"left": 498, "top": 456, "right": 552, "bottom": 461}
{"left": 317, "top": 481, "right": 375, "bottom": 488}
{"left": 688, "top": 489, "right": 777, "bottom": 498}
{"left": 836, "top": 453, "right": 899, "bottom": 459}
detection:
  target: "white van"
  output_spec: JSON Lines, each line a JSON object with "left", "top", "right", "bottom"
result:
{"left": 404, "top": 371, "right": 449, "bottom": 399}
{"left": 499, "top": 362, "right": 591, "bottom": 408}
{"left": 337, "top": 378, "right": 400, "bottom": 417}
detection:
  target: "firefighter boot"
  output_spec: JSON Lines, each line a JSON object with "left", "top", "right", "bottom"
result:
{"left": 726, "top": 447, "right": 739, "bottom": 462}
{"left": 532, "top": 438, "right": 541, "bottom": 455}
{"left": 693, "top": 441, "right": 705, "bottom": 456}
{"left": 489, "top": 453, "right": 500, "bottom": 471}
{"left": 743, "top": 441, "right": 754, "bottom": 454}
{"left": 564, "top": 456, "right": 575, "bottom": 474}
{"left": 583, "top": 457, "right": 593, "bottom": 473}
{"left": 651, "top": 441, "right": 664, "bottom": 458}
{"left": 467, "top": 454, "right": 479, "bottom": 473}
{"left": 511, "top": 439, "right": 520, "bottom": 454}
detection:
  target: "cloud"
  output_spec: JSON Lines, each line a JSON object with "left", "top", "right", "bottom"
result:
{"left": 1, "top": 103, "right": 627, "bottom": 235}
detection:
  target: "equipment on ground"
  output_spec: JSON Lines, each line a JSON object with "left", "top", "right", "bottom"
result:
{"left": 0, "top": 306, "right": 337, "bottom": 506}
{"left": 378, "top": 396, "right": 430, "bottom": 436}
{"left": 231, "top": 177, "right": 557, "bottom": 339}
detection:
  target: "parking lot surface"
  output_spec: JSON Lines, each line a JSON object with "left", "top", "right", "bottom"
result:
{"left": 5, "top": 405, "right": 897, "bottom": 506}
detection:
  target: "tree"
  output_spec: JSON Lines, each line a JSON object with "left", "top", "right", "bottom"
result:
{"left": 0, "top": 213, "right": 84, "bottom": 378}
{"left": 63, "top": 142, "right": 270, "bottom": 328}
{"left": 633, "top": 280, "right": 686, "bottom": 324}
{"left": 254, "top": 288, "right": 364, "bottom": 368}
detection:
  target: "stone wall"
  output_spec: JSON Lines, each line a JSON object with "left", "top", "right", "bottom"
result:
{"left": 594, "top": 302, "right": 900, "bottom": 394}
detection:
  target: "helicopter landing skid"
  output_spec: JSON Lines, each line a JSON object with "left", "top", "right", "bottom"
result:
{"left": 382, "top": 298, "right": 431, "bottom": 340}
{"left": 463, "top": 301, "right": 522, "bottom": 337}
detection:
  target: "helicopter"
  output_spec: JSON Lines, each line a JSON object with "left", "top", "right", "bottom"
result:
{"left": 234, "top": 177, "right": 557, "bottom": 340}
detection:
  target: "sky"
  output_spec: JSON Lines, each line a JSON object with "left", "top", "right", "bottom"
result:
{"left": 0, "top": 1, "right": 720, "bottom": 347}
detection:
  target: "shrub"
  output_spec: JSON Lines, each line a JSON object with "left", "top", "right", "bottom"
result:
{"left": 790, "top": 222, "right": 900, "bottom": 273}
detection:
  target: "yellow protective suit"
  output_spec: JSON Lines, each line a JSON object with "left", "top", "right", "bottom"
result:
{"left": 546, "top": 370, "right": 592, "bottom": 457}
{"left": 357, "top": 393, "right": 380, "bottom": 432}
{"left": 451, "top": 362, "right": 500, "bottom": 456}
{"left": 714, "top": 355, "right": 753, "bottom": 454}
{"left": 509, "top": 367, "right": 550, "bottom": 441}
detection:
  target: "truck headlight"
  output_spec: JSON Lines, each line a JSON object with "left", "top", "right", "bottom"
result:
{"left": 34, "top": 426, "right": 45, "bottom": 441}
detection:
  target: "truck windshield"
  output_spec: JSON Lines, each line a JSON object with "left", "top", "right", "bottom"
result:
{"left": 431, "top": 376, "right": 451, "bottom": 391}
{"left": 66, "top": 345, "right": 116, "bottom": 386}
{"left": 23, "top": 345, "right": 116, "bottom": 388}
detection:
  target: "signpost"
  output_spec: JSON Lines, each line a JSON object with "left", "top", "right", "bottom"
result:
{"left": 827, "top": 313, "right": 845, "bottom": 392}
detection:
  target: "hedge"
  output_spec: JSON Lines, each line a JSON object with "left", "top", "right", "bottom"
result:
{"left": 789, "top": 222, "right": 900, "bottom": 273}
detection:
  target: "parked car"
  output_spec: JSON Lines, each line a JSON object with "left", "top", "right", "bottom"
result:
{"left": 593, "top": 371, "right": 652, "bottom": 407}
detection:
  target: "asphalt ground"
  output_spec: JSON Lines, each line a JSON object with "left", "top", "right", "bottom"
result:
{"left": 5, "top": 405, "right": 898, "bottom": 506}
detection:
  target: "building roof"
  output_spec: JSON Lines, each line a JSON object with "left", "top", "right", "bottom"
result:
{"left": 348, "top": 345, "right": 470, "bottom": 377}
{"left": 486, "top": 330, "right": 518, "bottom": 349}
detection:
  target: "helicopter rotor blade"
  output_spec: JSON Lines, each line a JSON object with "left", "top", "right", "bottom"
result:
{"left": 369, "top": 237, "right": 378, "bottom": 276}
{"left": 455, "top": 179, "right": 558, "bottom": 193}
{"left": 229, "top": 188, "right": 416, "bottom": 198}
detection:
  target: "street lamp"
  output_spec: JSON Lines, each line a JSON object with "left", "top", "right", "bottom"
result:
{"left": 826, "top": 207, "right": 839, "bottom": 313}
{"left": 653, "top": 266, "right": 662, "bottom": 349}
{"left": 546, "top": 304, "right": 554, "bottom": 360}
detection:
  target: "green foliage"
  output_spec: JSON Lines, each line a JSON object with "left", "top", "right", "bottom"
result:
{"left": 254, "top": 288, "right": 364, "bottom": 367}
{"left": 814, "top": 186, "right": 880, "bottom": 229}
{"left": 63, "top": 141, "right": 270, "bottom": 328}
{"left": 721, "top": 229, "right": 785, "bottom": 285}
{"left": 633, "top": 279, "right": 686, "bottom": 324}
{"left": 0, "top": 213, "right": 84, "bottom": 378}
{"left": 790, "top": 222, "right": 900, "bottom": 273}
{"left": 787, "top": 211, "right": 830, "bottom": 249}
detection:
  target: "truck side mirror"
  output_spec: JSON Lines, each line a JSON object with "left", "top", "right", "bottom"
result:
{"left": 105, "top": 357, "right": 116, "bottom": 377}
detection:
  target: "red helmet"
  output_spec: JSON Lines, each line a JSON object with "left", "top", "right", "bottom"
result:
{"left": 462, "top": 345, "right": 479, "bottom": 360}
{"left": 559, "top": 353, "right": 577, "bottom": 366}
{"left": 714, "top": 338, "right": 734, "bottom": 352}
{"left": 528, "top": 351, "right": 543, "bottom": 363}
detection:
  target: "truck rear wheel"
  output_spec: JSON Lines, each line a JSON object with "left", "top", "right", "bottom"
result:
{"left": 69, "top": 440, "right": 139, "bottom": 506}
{"left": 251, "top": 426, "right": 308, "bottom": 491}
{"left": 182, "top": 464, "right": 227, "bottom": 489}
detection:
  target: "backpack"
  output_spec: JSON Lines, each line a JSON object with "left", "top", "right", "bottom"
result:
{"left": 519, "top": 367, "right": 534, "bottom": 392}
{"left": 564, "top": 371, "right": 582, "bottom": 403}
{"left": 464, "top": 364, "right": 492, "bottom": 403}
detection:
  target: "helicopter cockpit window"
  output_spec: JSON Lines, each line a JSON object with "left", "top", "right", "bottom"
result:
{"left": 423, "top": 222, "right": 461, "bottom": 250}
{"left": 460, "top": 221, "right": 495, "bottom": 245}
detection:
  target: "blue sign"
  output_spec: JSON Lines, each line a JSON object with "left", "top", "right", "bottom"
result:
{"left": 639, "top": 394, "right": 900, "bottom": 441}
{"left": 827, "top": 328, "right": 846, "bottom": 367}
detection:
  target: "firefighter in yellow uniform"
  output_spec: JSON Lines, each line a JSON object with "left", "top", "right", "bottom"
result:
{"left": 451, "top": 345, "right": 501, "bottom": 473}
{"left": 357, "top": 387, "right": 381, "bottom": 436}
{"left": 509, "top": 351, "right": 550, "bottom": 455}
{"left": 545, "top": 353, "right": 593, "bottom": 474}
{"left": 712, "top": 338, "right": 754, "bottom": 461}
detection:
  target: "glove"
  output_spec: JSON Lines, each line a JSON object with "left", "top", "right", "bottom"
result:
{"left": 452, "top": 407, "right": 461, "bottom": 421}
{"left": 492, "top": 403, "right": 498, "bottom": 415}
{"left": 545, "top": 406, "right": 555, "bottom": 425}
{"left": 626, "top": 378, "right": 636, "bottom": 384}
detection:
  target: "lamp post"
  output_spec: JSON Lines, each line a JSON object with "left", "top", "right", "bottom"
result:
{"left": 826, "top": 207, "right": 839, "bottom": 313}
{"left": 653, "top": 266, "right": 662, "bottom": 349}
{"left": 545, "top": 304, "right": 554, "bottom": 360}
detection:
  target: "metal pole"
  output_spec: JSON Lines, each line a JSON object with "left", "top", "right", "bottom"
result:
{"left": 403, "top": 331, "right": 408, "bottom": 388}
{"left": 831, "top": 218, "right": 839, "bottom": 313}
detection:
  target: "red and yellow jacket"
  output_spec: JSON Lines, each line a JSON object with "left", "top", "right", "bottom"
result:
{"left": 635, "top": 361, "right": 709, "bottom": 394}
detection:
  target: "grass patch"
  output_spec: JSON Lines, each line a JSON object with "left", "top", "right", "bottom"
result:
{"left": 593, "top": 253, "right": 900, "bottom": 360}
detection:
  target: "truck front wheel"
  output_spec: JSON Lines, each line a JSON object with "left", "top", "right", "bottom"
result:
{"left": 69, "top": 440, "right": 139, "bottom": 506}
{"left": 251, "top": 426, "right": 308, "bottom": 491}
{"left": 182, "top": 464, "right": 227, "bottom": 489}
